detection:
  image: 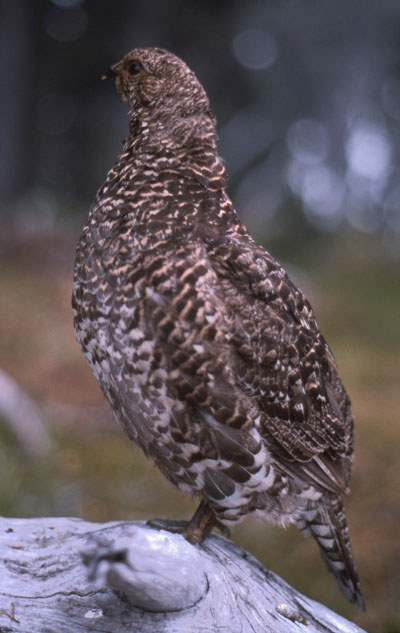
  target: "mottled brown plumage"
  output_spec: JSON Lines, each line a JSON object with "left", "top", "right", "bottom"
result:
{"left": 72, "top": 47, "right": 364, "bottom": 608}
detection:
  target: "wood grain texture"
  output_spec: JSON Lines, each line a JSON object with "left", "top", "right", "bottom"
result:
{"left": 0, "top": 516, "right": 366, "bottom": 633}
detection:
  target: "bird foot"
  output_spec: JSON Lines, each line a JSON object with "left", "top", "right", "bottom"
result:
{"left": 146, "top": 518, "right": 190, "bottom": 534}
{"left": 147, "top": 506, "right": 231, "bottom": 545}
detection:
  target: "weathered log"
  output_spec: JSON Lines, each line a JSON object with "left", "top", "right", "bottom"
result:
{"left": 0, "top": 516, "right": 366, "bottom": 633}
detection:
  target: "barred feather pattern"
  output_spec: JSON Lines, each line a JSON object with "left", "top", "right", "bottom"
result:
{"left": 72, "top": 47, "right": 364, "bottom": 609}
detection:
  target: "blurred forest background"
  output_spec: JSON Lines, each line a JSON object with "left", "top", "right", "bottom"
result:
{"left": 0, "top": 1, "right": 399, "bottom": 631}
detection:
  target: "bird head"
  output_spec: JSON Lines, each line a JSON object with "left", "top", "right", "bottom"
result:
{"left": 102, "top": 48, "right": 214, "bottom": 124}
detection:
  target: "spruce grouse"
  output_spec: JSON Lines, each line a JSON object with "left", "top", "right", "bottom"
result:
{"left": 72, "top": 47, "right": 364, "bottom": 608}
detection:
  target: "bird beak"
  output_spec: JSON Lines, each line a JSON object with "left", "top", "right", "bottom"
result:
{"left": 101, "top": 66, "right": 118, "bottom": 80}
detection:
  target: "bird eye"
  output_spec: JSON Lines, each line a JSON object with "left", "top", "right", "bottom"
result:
{"left": 128, "top": 62, "right": 143, "bottom": 75}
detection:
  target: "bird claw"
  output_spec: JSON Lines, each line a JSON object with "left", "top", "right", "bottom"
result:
{"left": 146, "top": 518, "right": 190, "bottom": 534}
{"left": 146, "top": 515, "right": 231, "bottom": 542}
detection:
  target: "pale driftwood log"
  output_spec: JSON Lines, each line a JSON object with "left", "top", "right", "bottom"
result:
{"left": 0, "top": 516, "right": 366, "bottom": 633}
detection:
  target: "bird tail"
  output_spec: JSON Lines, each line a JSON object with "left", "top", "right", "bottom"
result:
{"left": 297, "top": 498, "right": 365, "bottom": 610}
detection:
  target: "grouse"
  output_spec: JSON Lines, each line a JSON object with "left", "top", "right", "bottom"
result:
{"left": 72, "top": 47, "right": 364, "bottom": 609}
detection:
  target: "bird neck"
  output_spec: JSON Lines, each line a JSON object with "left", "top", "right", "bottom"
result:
{"left": 126, "top": 107, "right": 219, "bottom": 156}
{"left": 92, "top": 111, "right": 231, "bottom": 243}
{"left": 99, "top": 110, "right": 227, "bottom": 195}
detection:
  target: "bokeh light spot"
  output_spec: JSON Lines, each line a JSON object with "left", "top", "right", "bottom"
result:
{"left": 44, "top": 5, "right": 87, "bottom": 42}
{"left": 232, "top": 29, "right": 278, "bottom": 70}
{"left": 345, "top": 122, "right": 391, "bottom": 181}
{"left": 287, "top": 118, "right": 330, "bottom": 165}
{"left": 302, "top": 165, "right": 343, "bottom": 222}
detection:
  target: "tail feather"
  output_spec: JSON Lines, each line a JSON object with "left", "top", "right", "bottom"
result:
{"left": 297, "top": 498, "right": 365, "bottom": 610}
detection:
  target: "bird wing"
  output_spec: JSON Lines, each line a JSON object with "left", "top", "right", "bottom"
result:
{"left": 126, "top": 233, "right": 352, "bottom": 497}
{"left": 206, "top": 230, "right": 354, "bottom": 495}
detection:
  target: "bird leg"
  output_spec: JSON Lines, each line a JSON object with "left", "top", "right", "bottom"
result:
{"left": 185, "top": 500, "right": 230, "bottom": 544}
{"left": 147, "top": 500, "right": 230, "bottom": 544}
{"left": 184, "top": 500, "right": 216, "bottom": 544}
